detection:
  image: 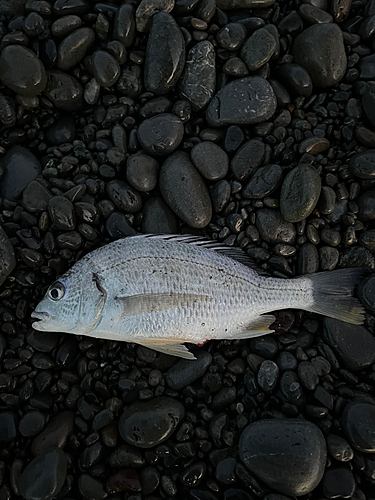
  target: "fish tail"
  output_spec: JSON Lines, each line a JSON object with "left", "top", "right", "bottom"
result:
{"left": 307, "top": 268, "right": 366, "bottom": 325}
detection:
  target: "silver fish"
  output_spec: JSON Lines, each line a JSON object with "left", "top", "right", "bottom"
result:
{"left": 31, "top": 234, "right": 365, "bottom": 359}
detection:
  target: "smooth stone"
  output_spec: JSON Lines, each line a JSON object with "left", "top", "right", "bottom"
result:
{"left": 0, "top": 226, "right": 16, "bottom": 287}
{"left": 358, "top": 274, "right": 375, "bottom": 313}
{"left": 91, "top": 50, "right": 120, "bottom": 87}
{"left": 160, "top": 151, "right": 212, "bottom": 228}
{"left": 323, "top": 318, "right": 375, "bottom": 371}
{"left": 117, "top": 65, "right": 142, "bottom": 97}
{"left": 206, "top": 76, "right": 276, "bottom": 127}
{"left": 239, "top": 419, "right": 326, "bottom": 496}
{"left": 22, "top": 181, "right": 52, "bottom": 213}
{"left": 257, "top": 360, "right": 279, "bottom": 391}
{"left": 275, "top": 63, "right": 313, "bottom": 97}
{"left": 298, "top": 242, "right": 319, "bottom": 274}
{"left": 45, "top": 70, "right": 83, "bottom": 111}
{"left": 292, "top": 24, "right": 346, "bottom": 88}
{"left": 217, "top": 22, "right": 247, "bottom": 51}
{"left": 210, "top": 179, "right": 231, "bottom": 212}
{"left": 118, "top": 397, "right": 185, "bottom": 448}
{"left": 144, "top": 12, "right": 185, "bottom": 95}
{"left": 358, "top": 54, "right": 375, "bottom": 80}
{"left": 191, "top": 141, "right": 229, "bottom": 180}
{"left": 137, "top": 113, "right": 184, "bottom": 156}
{"left": 280, "top": 164, "right": 321, "bottom": 223}
{"left": 136, "top": 0, "right": 174, "bottom": 32}
{"left": 53, "top": 0, "right": 90, "bottom": 16}
{"left": 278, "top": 10, "right": 303, "bottom": 36}
{"left": 0, "top": 412, "right": 17, "bottom": 442}
{"left": 360, "top": 229, "right": 375, "bottom": 252}
{"left": 362, "top": 83, "right": 375, "bottom": 127}
{"left": 241, "top": 28, "right": 276, "bottom": 71}
{"left": 113, "top": 4, "right": 135, "bottom": 47}
{"left": 326, "top": 434, "right": 353, "bottom": 462}
{"left": 19, "top": 448, "right": 67, "bottom": 500}
{"left": 217, "top": 0, "right": 275, "bottom": 7}
{"left": 357, "top": 190, "right": 375, "bottom": 221}
{"left": 166, "top": 351, "right": 212, "bottom": 390}
{"left": 230, "top": 139, "right": 265, "bottom": 181}
{"left": 0, "top": 145, "right": 41, "bottom": 201}
{"left": 139, "top": 96, "right": 172, "bottom": 119}
{"left": 105, "top": 212, "right": 136, "bottom": 239}
{"left": 126, "top": 152, "right": 159, "bottom": 192}
{"left": 299, "top": 137, "right": 330, "bottom": 155}
{"left": 356, "top": 126, "right": 375, "bottom": 147}
{"left": 224, "top": 125, "right": 244, "bottom": 152}
{"left": 223, "top": 57, "right": 249, "bottom": 77}
{"left": 349, "top": 150, "right": 375, "bottom": 179}
{"left": 141, "top": 196, "right": 178, "bottom": 234}
{"left": 45, "top": 113, "right": 76, "bottom": 145}
{"left": 48, "top": 196, "right": 75, "bottom": 230}
{"left": 319, "top": 246, "right": 339, "bottom": 271}
{"left": 243, "top": 164, "right": 283, "bottom": 199}
{"left": 299, "top": 3, "right": 333, "bottom": 23}
{"left": 31, "top": 411, "right": 74, "bottom": 456}
{"left": 0, "top": 45, "right": 46, "bottom": 97}
{"left": 51, "top": 15, "right": 83, "bottom": 37}
{"left": 19, "top": 411, "right": 45, "bottom": 438}
{"left": 57, "top": 27, "right": 95, "bottom": 70}
{"left": 318, "top": 186, "right": 336, "bottom": 215}
{"left": 256, "top": 208, "right": 296, "bottom": 244}
{"left": 342, "top": 402, "right": 375, "bottom": 453}
{"left": 106, "top": 180, "right": 142, "bottom": 214}
{"left": 179, "top": 41, "right": 215, "bottom": 111}
{"left": 322, "top": 467, "right": 355, "bottom": 499}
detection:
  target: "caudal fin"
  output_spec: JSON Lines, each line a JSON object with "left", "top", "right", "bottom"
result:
{"left": 307, "top": 268, "right": 366, "bottom": 325}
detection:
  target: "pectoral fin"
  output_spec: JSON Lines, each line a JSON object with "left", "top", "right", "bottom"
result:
{"left": 135, "top": 338, "right": 196, "bottom": 359}
{"left": 117, "top": 292, "right": 211, "bottom": 317}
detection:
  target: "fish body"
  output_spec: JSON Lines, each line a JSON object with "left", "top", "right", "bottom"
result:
{"left": 31, "top": 234, "right": 365, "bottom": 359}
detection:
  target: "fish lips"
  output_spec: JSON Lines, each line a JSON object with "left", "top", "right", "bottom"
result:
{"left": 31, "top": 311, "right": 52, "bottom": 331}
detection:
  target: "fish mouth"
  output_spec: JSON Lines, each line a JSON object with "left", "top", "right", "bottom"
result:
{"left": 31, "top": 311, "right": 51, "bottom": 330}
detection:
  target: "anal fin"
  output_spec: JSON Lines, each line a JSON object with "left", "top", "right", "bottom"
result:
{"left": 135, "top": 338, "right": 196, "bottom": 360}
{"left": 222, "top": 314, "right": 276, "bottom": 340}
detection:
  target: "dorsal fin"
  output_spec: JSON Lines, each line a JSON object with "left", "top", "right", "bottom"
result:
{"left": 129, "top": 234, "right": 270, "bottom": 276}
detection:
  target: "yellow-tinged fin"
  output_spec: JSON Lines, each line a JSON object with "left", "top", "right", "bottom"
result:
{"left": 117, "top": 292, "right": 211, "bottom": 317}
{"left": 219, "top": 315, "right": 276, "bottom": 339}
{"left": 135, "top": 338, "right": 196, "bottom": 359}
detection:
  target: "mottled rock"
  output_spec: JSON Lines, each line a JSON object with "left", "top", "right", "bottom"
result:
{"left": 91, "top": 50, "right": 120, "bottom": 87}
{"left": 243, "top": 164, "right": 283, "bottom": 199}
{"left": 191, "top": 141, "right": 228, "bottom": 180}
{"left": 137, "top": 113, "right": 184, "bottom": 156}
{"left": 0, "top": 226, "right": 16, "bottom": 287}
{"left": 45, "top": 70, "right": 83, "bottom": 111}
{"left": 349, "top": 150, "right": 375, "bottom": 179}
{"left": 136, "top": 0, "right": 174, "bottom": 32}
{"left": 241, "top": 28, "right": 276, "bottom": 71}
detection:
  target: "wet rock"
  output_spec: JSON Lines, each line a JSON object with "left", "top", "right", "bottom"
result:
{"left": 91, "top": 50, "right": 120, "bottom": 87}
{"left": 51, "top": 15, "right": 83, "bottom": 37}
{"left": 160, "top": 151, "right": 212, "bottom": 228}
{"left": 191, "top": 141, "right": 229, "bottom": 180}
{"left": 0, "top": 226, "right": 16, "bottom": 287}
{"left": 280, "top": 164, "right": 321, "bottom": 223}
{"left": 239, "top": 419, "right": 326, "bottom": 496}
{"left": 217, "top": 0, "right": 275, "bottom": 7}
{"left": 256, "top": 208, "right": 296, "bottom": 244}
{"left": 298, "top": 242, "right": 319, "bottom": 274}
{"left": 0, "top": 45, "right": 46, "bottom": 97}
{"left": 31, "top": 411, "right": 74, "bottom": 456}
{"left": 22, "top": 181, "right": 51, "bottom": 213}
{"left": 53, "top": 0, "right": 90, "bottom": 16}
{"left": 210, "top": 179, "right": 231, "bottom": 212}
{"left": 206, "top": 77, "right": 277, "bottom": 127}
{"left": 243, "top": 164, "right": 283, "bottom": 199}
{"left": 257, "top": 360, "right": 279, "bottom": 391}
{"left": 323, "top": 318, "right": 375, "bottom": 371}
{"left": 118, "top": 397, "right": 185, "bottom": 448}
{"left": 106, "top": 180, "right": 142, "bottom": 214}
{"left": 78, "top": 474, "right": 106, "bottom": 500}
{"left": 231, "top": 139, "right": 265, "bottom": 181}
{"left": 349, "top": 150, "right": 375, "bottom": 179}
{"left": 318, "top": 186, "right": 336, "bottom": 215}
{"left": 358, "top": 190, "right": 375, "bottom": 221}
{"left": 358, "top": 274, "right": 375, "bottom": 313}
{"left": 19, "top": 411, "right": 46, "bottom": 438}
{"left": 322, "top": 467, "right": 355, "bottom": 499}
{"left": 327, "top": 434, "right": 354, "bottom": 462}
{"left": 144, "top": 12, "right": 185, "bottom": 95}
{"left": 113, "top": 4, "right": 135, "bottom": 47}
{"left": 45, "top": 113, "right": 76, "bottom": 145}
{"left": 179, "top": 41, "right": 215, "bottom": 111}
{"left": 105, "top": 212, "right": 136, "bottom": 239}
{"left": 342, "top": 402, "right": 375, "bottom": 453}
{"left": 0, "top": 412, "right": 17, "bottom": 442}
{"left": 217, "top": 22, "right": 247, "bottom": 50}
{"left": 57, "top": 27, "right": 95, "bottom": 70}
{"left": 241, "top": 28, "right": 276, "bottom": 71}
{"left": 141, "top": 197, "right": 179, "bottom": 234}
{"left": 137, "top": 113, "right": 184, "bottom": 156}
{"left": 126, "top": 152, "right": 159, "bottom": 192}
{"left": 292, "top": 24, "right": 347, "bottom": 87}
{"left": 19, "top": 448, "right": 67, "bottom": 500}
{"left": 107, "top": 469, "right": 141, "bottom": 493}
{"left": 166, "top": 351, "right": 212, "bottom": 389}
{"left": 136, "top": 0, "right": 174, "bottom": 32}
{"left": 0, "top": 146, "right": 41, "bottom": 201}
{"left": 117, "top": 65, "right": 142, "bottom": 98}
{"left": 48, "top": 196, "right": 76, "bottom": 230}
{"left": 276, "top": 63, "right": 313, "bottom": 97}
{"left": 45, "top": 70, "right": 83, "bottom": 111}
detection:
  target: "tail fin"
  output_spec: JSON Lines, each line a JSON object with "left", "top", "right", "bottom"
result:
{"left": 307, "top": 268, "right": 366, "bottom": 325}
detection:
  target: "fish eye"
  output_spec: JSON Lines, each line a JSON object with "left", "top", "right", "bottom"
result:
{"left": 48, "top": 282, "right": 65, "bottom": 301}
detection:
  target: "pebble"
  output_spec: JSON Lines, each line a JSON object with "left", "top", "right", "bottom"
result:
{"left": 91, "top": 50, "right": 120, "bottom": 87}
{"left": 78, "top": 474, "right": 107, "bottom": 500}
{"left": 292, "top": 24, "right": 347, "bottom": 87}
{"left": 349, "top": 150, "right": 375, "bottom": 179}
{"left": 160, "top": 151, "right": 212, "bottom": 228}
{"left": 126, "top": 152, "right": 159, "bottom": 192}
{"left": 206, "top": 77, "right": 277, "bottom": 127}
{"left": 231, "top": 139, "right": 265, "bottom": 181}
{"left": 191, "top": 141, "right": 229, "bottom": 180}
{"left": 342, "top": 403, "right": 375, "bottom": 453}
{"left": 179, "top": 41, "right": 216, "bottom": 111}
{"left": 0, "top": 412, "right": 17, "bottom": 442}
{"left": 0, "top": 146, "right": 41, "bottom": 201}
{"left": 166, "top": 351, "right": 212, "bottom": 389}
{"left": 357, "top": 190, "right": 375, "bottom": 221}
{"left": 113, "top": 4, "right": 135, "bottom": 47}
{"left": 243, "top": 164, "right": 283, "bottom": 199}
{"left": 280, "top": 164, "right": 321, "bottom": 223}
{"left": 106, "top": 180, "right": 142, "bottom": 214}
{"left": 322, "top": 467, "right": 356, "bottom": 499}
{"left": 45, "top": 113, "right": 76, "bottom": 145}
{"left": 241, "top": 28, "right": 276, "bottom": 71}
{"left": 19, "top": 411, "right": 45, "bottom": 438}
{"left": 257, "top": 360, "right": 279, "bottom": 391}
{"left": 144, "top": 12, "right": 185, "bottom": 95}
{"left": 323, "top": 318, "right": 375, "bottom": 371}
{"left": 275, "top": 63, "right": 313, "bottom": 97}
{"left": 19, "top": 448, "right": 67, "bottom": 500}
{"left": 217, "top": 23, "right": 247, "bottom": 50}
{"left": 327, "top": 434, "right": 354, "bottom": 462}
{"left": 256, "top": 208, "right": 296, "bottom": 244}
{"left": 45, "top": 70, "right": 83, "bottom": 111}
{"left": 0, "top": 45, "right": 46, "bottom": 97}
{"left": 136, "top": 0, "right": 174, "bottom": 32}
{"left": 141, "top": 196, "right": 178, "bottom": 233}
{"left": 57, "top": 27, "right": 95, "bottom": 70}
{"left": 48, "top": 196, "right": 76, "bottom": 230}
{"left": 118, "top": 397, "right": 185, "bottom": 448}
{"left": 51, "top": 15, "right": 83, "bottom": 37}
{"left": 137, "top": 113, "right": 184, "bottom": 156}
{"left": 239, "top": 419, "right": 326, "bottom": 496}
{"left": 0, "top": 226, "right": 16, "bottom": 287}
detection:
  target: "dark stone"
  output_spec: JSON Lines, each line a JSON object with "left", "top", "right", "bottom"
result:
{"left": 107, "top": 469, "right": 141, "bottom": 493}
{"left": 357, "top": 190, "right": 375, "bottom": 221}
{"left": 106, "top": 180, "right": 142, "bottom": 214}
{"left": 137, "top": 113, "right": 184, "bottom": 156}
{"left": 257, "top": 360, "right": 279, "bottom": 391}
{"left": 322, "top": 467, "right": 356, "bottom": 499}
{"left": 191, "top": 142, "right": 229, "bottom": 180}
{"left": 51, "top": 15, "right": 83, "bottom": 37}
{"left": 0, "top": 45, "right": 46, "bottom": 97}
{"left": 217, "top": 22, "right": 247, "bottom": 50}
{"left": 179, "top": 41, "right": 215, "bottom": 111}
{"left": 358, "top": 54, "right": 375, "bottom": 80}
{"left": 166, "top": 351, "right": 212, "bottom": 389}
{"left": 362, "top": 83, "right": 375, "bottom": 127}
{"left": 19, "top": 411, "right": 46, "bottom": 438}
{"left": 342, "top": 402, "right": 375, "bottom": 453}
{"left": 358, "top": 274, "right": 375, "bottom": 313}
{"left": 45, "top": 113, "right": 76, "bottom": 145}
{"left": 118, "top": 397, "right": 185, "bottom": 448}
{"left": 0, "top": 146, "right": 41, "bottom": 201}
{"left": 206, "top": 77, "right": 277, "bottom": 127}
{"left": 298, "top": 243, "right": 319, "bottom": 274}
{"left": 243, "top": 164, "right": 283, "bottom": 199}
{"left": 297, "top": 361, "right": 319, "bottom": 391}
{"left": 144, "top": 12, "right": 185, "bottom": 95}
{"left": 117, "top": 64, "right": 142, "bottom": 98}
{"left": 230, "top": 139, "right": 265, "bottom": 181}
{"left": 160, "top": 151, "right": 212, "bottom": 228}
{"left": 78, "top": 474, "right": 106, "bottom": 500}
{"left": 48, "top": 196, "right": 75, "bottom": 230}
{"left": 19, "top": 448, "right": 67, "bottom": 500}
{"left": 91, "top": 50, "right": 120, "bottom": 87}
{"left": 126, "top": 152, "right": 159, "bottom": 192}
{"left": 141, "top": 196, "right": 178, "bottom": 234}
{"left": 278, "top": 10, "right": 303, "bottom": 36}
{"left": 241, "top": 28, "right": 276, "bottom": 71}
{"left": 45, "top": 70, "right": 83, "bottom": 111}
{"left": 0, "top": 225, "right": 16, "bottom": 286}
{"left": 105, "top": 212, "right": 136, "bottom": 239}
{"left": 349, "top": 150, "right": 375, "bottom": 179}
{"left": 210, "top": 180, "right": 231, "bottom": 213}
{"left": 180, "top": 462, "right": 206, "bottom": 487}
{"left": 256, "top": 208, "right": 296, "bottom": 244}
{"left": 113, "top": 4, "right": 135, "bottom": 47}
{"left": 0, "top": 412, "right": 17, "bottom": 442}
{"left": 323, "top": 318, "right": 375, "bottom": 371}
{"left": 239, "top": 419, "right": 326, "bottom": 496}
{"left": 53, "top": 0, "right": 90, "bottom": 16}
{"left": 57, "top": 27, "right": 95, "bottom": 71}
{"left": 327, "top": 434, "right": 354, "bottom": 462}
{"left": 280, "top": 164, "right": 321, "bottom": 223}
{"left": 318, "top": 186, "right": 336, "bottom": 215}
{"left": 31, "top": 411, "right": 74, "bottom": 456}
{"left": 292, "top": 24, "right": 347, "bottom": 87}
{"left": 275, "top": 63, "right": 312, "bottom": 97}
{"left": 135, "top": 0, "right": 175, "bottom": 32}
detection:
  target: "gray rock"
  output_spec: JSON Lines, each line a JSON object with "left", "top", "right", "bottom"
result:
{"left": 342, "top": 403, "right": 375, "bottom": 453}
{"left": 241, "top": 28, "right": 276, "bottom": 71}
{"left": 217, "top": 0, "right": 275, "bottom": 8}
{"left": 113, "top": 4, "right": 135, "bottom": 47}
{"left": 256, "top": 208, "right": 296, "bottom": 244}
{"left": 276, "top": 63, "right": 312, "bottom": 97}
{"left": 257, "top": 360, "right": 279, "bottom": 391}
{"left": 206, "top": 77, "right": 276, "bottom": 127}
{"left": 0, "top": 226, "right": 16, "bottom": 287}
{"left": 0, "top": 145, "right": 41, "bottom": 201}
{"left": 106, "top": 180, "right": 142, "bottom": 214}
{"left": 136, "top": 0, "right": 174, "bottom": 32}
{"left": 160, "top": 151, "right": 212, "bottom": 228}
{"left": 0, "top": 45, "right": 46, "bottom": 97}
{"left": 126, "top": 152, "right": 159, "bottom": 192}
{"left": 280, "top": 164, "right": 321, "bottom": 223}
{"left": 298, "top": 242, "right": 319, "bottom": 274}
{"left": 166, "top": 351, "right": 212, "bottom": 389}
{"left": 51, "top": 15, "right": 83, "bottom": 37}
{"left": 357, "top": 190, "right": 375, "bottom": 221}
{"left": 117, "top": 65, "right": 142, "bottom": 98}
{"left": 191, "top": 141, "right": 229, "bottom": 180}
{"left": 239, "top": 419, "right": 326, "bottom": 496}
{"left": 179, "top": 41, "right": 215, "bottom": 111}
{"left": 31, "top": 411, "right": 74, "bottom": 456}
{"left": 144, "top": 12, "right": 185, "bottom": 95}
{"left": 217, "top": 22, "right": 247, "bottom": 51}
{"left": 0, "top": 412, "right": 17, "bottom": 442}
{"left": 230, "top": 139, "right": 265, "bottom": 181}
{"left": 45, "top": 70, "right": 83, "bottom": 111}
{"left": 137, "top": 113, "right": 184, "bottom": 156}
{"left": 91, "top": 50, "right": 120, "bottom": 87}
{"left": 349, "top": 150, "right": 375, "bottom": 179}
{"left": 118, "top": 397, "right": 185, "bottom": 448}
{"left": 243, "top": 164, "right": 283, "bottom": 199}
{"left": 141, "top": 196, "right": 179, "bottom": 234}
{"left": 48, "top": 196, "right": 76, "bottom": 230}
{"left": 57, "top": 27, "right": 95, "bottom": 70}
{"left": 22, "top": 181, "right": 52, "bottom": 212}
{"left": 292, "top": 24, "right": 347, "bottom": 87}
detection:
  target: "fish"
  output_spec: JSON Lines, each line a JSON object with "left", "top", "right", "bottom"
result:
{"left": 31, "top": 234, "right": 366, "bottom": 360}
